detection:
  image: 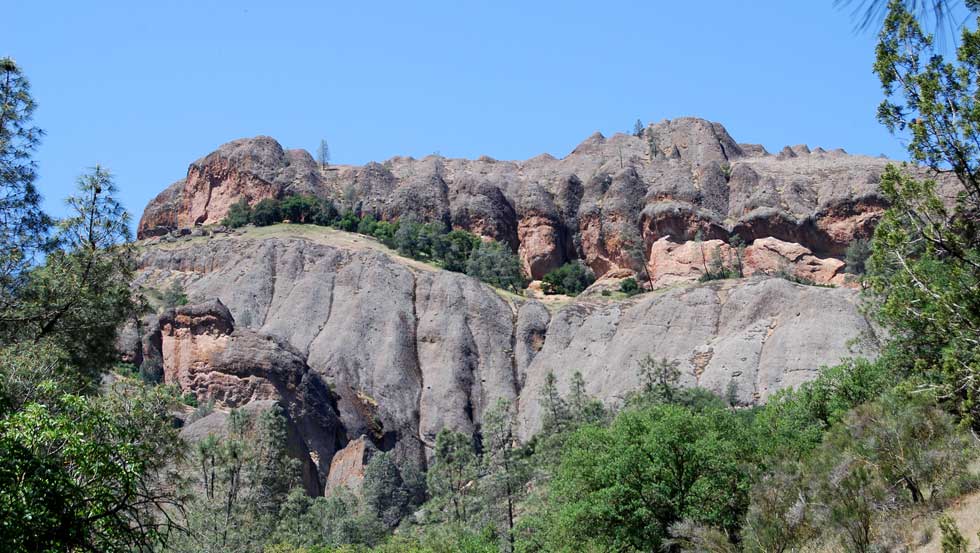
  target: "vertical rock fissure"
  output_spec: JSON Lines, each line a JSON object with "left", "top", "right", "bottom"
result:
{"left": 508, "top": 300, "right": 521, "bottom": 398}
{"left": 260, "top": 245, "right": 279, "bottom": 327}
{"left": 408, "top": 270, "right": 433, "bottom": 454}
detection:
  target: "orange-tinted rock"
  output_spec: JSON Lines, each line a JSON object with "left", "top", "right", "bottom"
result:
{"left": 325, "top": 436, "right": 377, "bottom": 494}
{"left": 647, "top": 237, "right": 731, "bottom": 287}
{"left": 645, "top": 236, "right": 855, "bottom": 288}
{"left": 518, "top": 215, "right": 564, "bottom": 279}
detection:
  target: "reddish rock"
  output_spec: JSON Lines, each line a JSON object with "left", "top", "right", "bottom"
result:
{"left": 325, "top": 436, "right": 378, "bottom": 494}
{"left": 645, "top": 236, "right": 856, "bottom": 288}
{"left": 156, "top": 299, "right": 346, "bottom": 491}
{"left": 518, "top": 215, "right": 564, "bottom": 279}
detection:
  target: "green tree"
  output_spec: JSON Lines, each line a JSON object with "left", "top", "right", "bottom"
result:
{"left": 633, "top": 118, "right": 644, "bottom": 137}
{"left": 637, "top": 355, "right": 681, "bottom": 404}
{"left": 868, "top": 2, "right": 980, "bottom": 424}
{"left": 426, "top": 429, "right": 478, "bottom": 524}
{"left": 280, "top": 195, "right": 319, "bottom": 224}
{"left": 311, "top": 198, "right": 338, "bottom": 226}
{"left": 439, "top": 230, "right": 480, "bottom": 273}
{"left": 362, "top": 452, "right": 411, "bottom": 530}
{"left": 0, "top": 57, "right": 52, "bottom": 306}
{"left": 222, "top": 198, "right": 252, "bottom": 228}
{"left": 394, "top": 219, "right": 422, "bottom": 257}
{"left": 335, "top": 211, "right": 360, "bottom": 232}
{"left": 317, "top": 139, "right": 330, "bottom": 169}
{"left": 843, "top": 238, "right": 871, "bottom": 275}
{"left": 465, "top": 241, "right": 525, "bottom": 293}
{"left": 479, "top": 399, "right": 530, "bottom": 551}
{"left": 539, "top": 371, "right": 570, "bottom": 433}
{"left": 729, "top": 233, "right": 746, "bottom": 277}
{"left": 357, "top": 213, "right": 379, "bottom": 236}
{"left": 0, "top": 383, "right": 184, "bottom": 553}
{"left": 547, "top": 404, "right": 752, "bottom": 552}
{"left": 567, "top": 370, "right": 605, "bottom": 426}
{"left": 1, "top": 167, "right": 135, "bottom": 382}
{"left": 175, "top": 406, "right": 302, "bottom": 553}
{"left": 162, "top": 279, "right": 189, "bottom": 309}
{"left": 540, "top": 261, "right": 595, "bottom": 296}
{"left": 250, "top": 198, "right": 283, "bottom": 226}
{"left": 371, "top": 220, "right": 399, "bottom": 248}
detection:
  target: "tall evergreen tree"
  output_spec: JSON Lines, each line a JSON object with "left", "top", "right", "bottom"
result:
{"left": 0, "top": 57, "right": 50, "bottom": 314}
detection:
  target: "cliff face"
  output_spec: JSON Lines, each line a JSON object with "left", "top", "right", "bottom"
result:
{"left": 137, "top": 118, "right": 900, "bottom": 281}
{"left": 130, "top": 228, "right": 880, "bottom": 494}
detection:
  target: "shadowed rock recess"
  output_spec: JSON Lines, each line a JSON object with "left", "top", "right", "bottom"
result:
{"left": 131, "top": 118, "right": 893, "bottom": 495}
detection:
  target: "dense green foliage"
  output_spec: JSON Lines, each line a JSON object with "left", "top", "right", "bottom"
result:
{"left": 867, "top": 1, "right": 980, "bottom": 425}
{"left": 0, "top": 59, "right": 183, "bottom": 552}
{"left": 540, "top": 262, "right": 595, "bottom": 296}
{"left": 219, "top": 196, "right": 526, "bottom": 292}
{"left": 618, "top": 276, "right": 641, "bottom": 296}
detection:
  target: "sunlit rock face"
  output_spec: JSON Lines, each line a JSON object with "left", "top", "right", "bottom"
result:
{"left": 138, "top": 117, "right": 927, "bottom": 280}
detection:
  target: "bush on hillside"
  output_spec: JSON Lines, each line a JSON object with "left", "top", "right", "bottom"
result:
{"left": 540, "top": 261, "right": 595, "bottom": 296}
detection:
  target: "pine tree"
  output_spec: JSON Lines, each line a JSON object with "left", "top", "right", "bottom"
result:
{"left": 540, "top": 371, "right": 570, "bottom": 432}
{"left": 427, "top": 429, "right": 478, "bottom": 524}
{"left": 317, "top": 139, "right": 330, "bottom": 169}
{"left": 480, "top": 399, "right": 529, "bottom": 552}
{"left": 0, "top": 57, "right": 51, "bottom": 314}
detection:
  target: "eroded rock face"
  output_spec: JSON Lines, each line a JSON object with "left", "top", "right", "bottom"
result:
{"left": 139, "top": 118, "right": 944, "bottom": 279}
{"left": 646, "top": 236, "right": 856, "bottom": 288}
{"left": 133, "top": 232, "right": 880, "bottom": 477}
{"left": 157, "top": 299, "right": 346, "bottom": 492}
{"left": 326, "top": 436, "right": 378, "bottom": 494}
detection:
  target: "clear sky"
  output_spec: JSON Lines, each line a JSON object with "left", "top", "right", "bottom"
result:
{"left": 4, "top": 1, "right": 916, "bottom": 228}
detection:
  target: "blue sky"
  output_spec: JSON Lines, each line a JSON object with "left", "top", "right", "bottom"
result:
{"left": 5, "top": 1, "right": 915, "bottom": 227}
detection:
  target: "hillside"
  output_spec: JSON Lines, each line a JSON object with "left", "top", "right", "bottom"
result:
{"left": 125, "top": 224, "right": 879, "bottom": 496}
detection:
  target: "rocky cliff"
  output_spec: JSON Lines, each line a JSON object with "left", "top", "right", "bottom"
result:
{"left": 127, "top": 226, "right": 880, "bottom": 495}
{"left": 138, "top": 118, "right": 904, "bottom": 282}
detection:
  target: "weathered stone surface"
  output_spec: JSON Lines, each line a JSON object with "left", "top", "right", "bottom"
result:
{"left": 157, "top": 299, "right": 346, "bottom": 492}
{"left": 139, "top": 118, "right": 953, "bottom": 279}
{"left": 134, "top": 230, "right": 880, "bottom": 469}
{"left": 326, "top": 435, "right": 378, "bottom": 494}
{"left": 645, "top": 236, "right": 855, "bottom": 288}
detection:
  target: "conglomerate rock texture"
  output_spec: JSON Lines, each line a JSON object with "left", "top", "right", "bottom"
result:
{"left": 132, "top": 230, "right": 880, "bottom": 494}
{"left": 138, "top": 117, "right": 916, "bottom": 282}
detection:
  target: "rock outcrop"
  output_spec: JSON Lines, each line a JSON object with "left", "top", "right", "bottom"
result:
{"left": 138, "top": 118, "right": 927, "bottom": 279}
{"left": 132, "top": 229, "right": 881, "bottom": 492}
{"left": 154, "top": 299, "right": 347, "bottom": 493}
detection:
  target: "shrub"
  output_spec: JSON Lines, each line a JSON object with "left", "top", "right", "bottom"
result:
{"left": 251, "top": 198, "right": 283, "bottom": 226}
{"left": 223, "top": 198, "right": 252, "bottom": 228}
{"left": 465, "top": 241, "right": 526, "bottom": 293}
{"left": 181, "top": 391, "right": 198, "bottom": 407}
{"left": 619, "top": 277, "right": 641, "bottom": 296}
{"left": 540, "top": 261, "right": 595, "bottom": 296}
{"left": 162, "top": 280, "right": 188, "bottom": 309}
{"left": 844, "top": 238, "right": 871, "bottom": 275}
{"left": 280, "top": 195, "right": 320, "bottom": 224}
{"left": 357, "top": 214, "right": 379, "bottom": 235}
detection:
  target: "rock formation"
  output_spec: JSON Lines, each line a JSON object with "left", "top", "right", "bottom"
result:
{"left": 151, "top": 299, "right": 347, "bottom": 494}
{"left": 138, "top": 118, "right": 918, "bottom": 281}
{"left": 131, "top": 230, "right": 880, "bottom": 494}
{"left": 129, "top": 118, "right": 922, "bottom": 496}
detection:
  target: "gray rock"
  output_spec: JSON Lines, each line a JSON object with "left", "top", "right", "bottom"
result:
{"left": 136, "top": 233, "right": 880, "bottom": 464}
